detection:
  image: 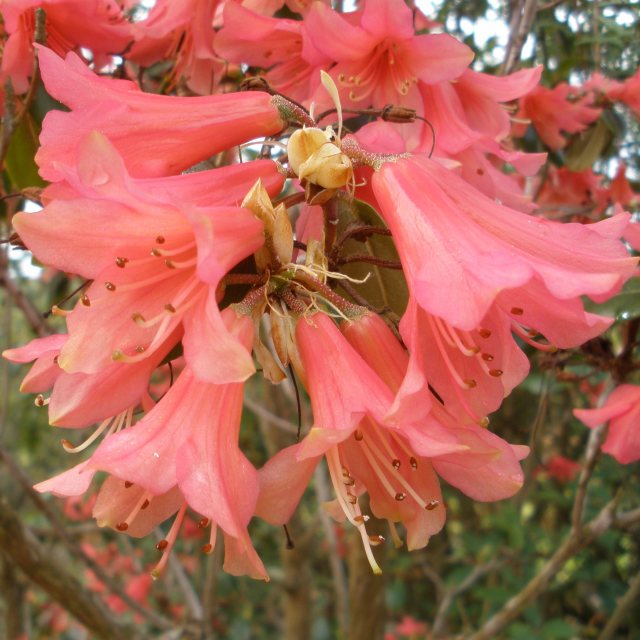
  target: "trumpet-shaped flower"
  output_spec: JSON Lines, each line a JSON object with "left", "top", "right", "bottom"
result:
{"left": 370, "top": 154, "right": 636, "bottom": 332}
{"left": 34, "top": 46, "right": 286, "bottom": 180}
{"left": 15, "top": 132, "right": 279, "bottom": 382}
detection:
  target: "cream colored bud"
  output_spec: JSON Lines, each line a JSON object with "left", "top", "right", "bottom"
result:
{"left": 288, "top": 127, "right": 353, "bottom": 190}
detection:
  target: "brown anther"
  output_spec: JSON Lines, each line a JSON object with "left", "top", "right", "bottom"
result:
{"left": 124, "top": 480, "right": 133, "bottom": 488}
{"left": 202, "top": 543, "right": 213, "bottom": 554}
{"left": 343, "top": 476, "right": 355, "bottom": 486}
{"left": 381, "top": 104, "right": 416, "bottom": 123}
{"left": 392, "top": 459, "right": 401, "bottom": 470}
{"left": 354, "top": 515, "right": 370, "bottom": 524}
{"left": 482, "top": 353, "right": 494, "bottom": 362}
{"left": 116, "top": 522, "right": 129, "bottom": 531}
{"left": 354, "top": 430, "right": 364, "bottom": 441}
{"left": 199, "top": 518, "right": 210, "bottom": 528}
{"left": 409, "top": 457, "right": 418, "bottom": 469}
{"left": 164, "top": 303, "right": 176, "bottom": 314}
{"left": 368, "top": 535, "right": 385, "bottom": 546}
{"left": 346, "top": 493, "right": 357, "bottom": 504}
{"left": 141, "top": 499, "right": 150, "bottom": 510}
{"left": 164, "top": 259, "right": 176, "bottom": 269}
{"left": 104, "top": 282, "right": 116, "bottom": 292}
{"left": 464, "top": 378, "right": 477, "bottom": 389}
{"left": 81, "top": 294, "right": 91, "bottom": 306}
{"left": 478, "top": 328, "right": 492, "bottom": 339}
{"left": 135, "top": 345, "right": 146, "bottom": 353}
{"left": 239, "top": 76, "right": 272, "bottom": 93}
{"left": 479, "top": 417, "right": 490, "bottom": 428}
{"left": 53, "top": 356, "right": 59, "bottom": 365}
{"left": 341, "top": 466, "right": 350, "bottom": 477}
{"left": 151, "top": 247, "right": 162, "bottom": 257}
{"left": 395, "top": 492, "right": 406, "bottom": 501}
{"left": 155, "top": 235, "right": 166, "bottom": 244}
{"left": 131, "top": 312, "right": 145, "bottom": 324}
{"left": 115, "top": 257, "right": 128, "bottom": 268}
{"left": 489, "top": 369, "right": 503, "bottom": 377}
{"left": 527, "top": 329, "right": 539, "bottom": 338}
{"left": 156, "top": 539, "right": 168, "bottom": 551}
{"left": 35, "top": 394, "right": 45, "bottom": 407}
{"left": 510, "top": 307, "right": 524, "bottom": 316}
{"left": 425, "top": 500, "right": 440, "bottom": 511}
{"left": 60, "top": 438, "right": 72, "bottom": 448}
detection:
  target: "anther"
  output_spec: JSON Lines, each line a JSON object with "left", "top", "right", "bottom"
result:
{"left": 112, "top": 350, "right": 124, "bottom": 361}
{"left": 164, "top": 259, "right": 176, "bottom": 269}
{"left": 141, "top": 499, "right": 150, "bottom": 510}
{"left": 124, "top": 481, "right": 133, "bottom": 488}
{"left": 354, "top": 515, "right": 370, "bottom": 524}
{"left": 115, "top": 257, "right": 128, "bottom": 268}
{"left": 51, "top": 305, "right": 68, "bottom": 317}
{"left": 116, "top": 522, "right": 129, "bottom": 531}
{"left": 392, "top": 459, "right": 401, "bottom": 470}
{"left": 151, "top": 247, "right": 162, "bottom": 257}
{"left": 409, "top": 457, "right": 418, "bottom": 470}
{"left": 510, "top": 307, "right": 524, "bottom": 316}
{"left": 354, "top": 430, "right": 364, "bottom": 441}
{"left": 478, "top": 328, "right": 492, "bottom": 339}
{"left": 202, "top": 543, "right": 213, "bottom": 554}
{"left": 341, "top": 466, "right": 350, "bottom": 477}
{"left": 135, "top": 345, "right": 146, "bottom": 353}
{"left": 489, "top": 369, "right": 503, "bottom": 377}
{"left": 464, "top": 378, "right": 477, "bottom": 389}
{"left": 425, "top": 500, "right": 440, "bottom": 511}
{"left": 343, "top": 476, "right": 355, "bottom": 486}
{"left": 368, "top": 535, "right": 385, "bottom": 546}
{"left": 198, "top": 518, "right": 210, "bottom": 528}
{"left": 81, "top": 294, "right": 91, "bottom": 306}
{"left": 482, "top": 353, "right": 494, "bottom": 362}
{"left": 53, "top": 356, "right": 59, "bottom": 364}
{"left": 346, "top": 493, "right": 357, "bottom": 504}
{"left": 131, "top": 312, "right": 145, "bottom": 324}
{"left": 104, "top": 282, "right": 116, "bottom": 292}
{"left": 60, "top": 438, "right": 72, "bottom": 449}
{"left": 164, "top": 303, "right": 176, "bottom": 313}
{"left": 156, "top": 539, "right": 169, "bottom": 551}
{"left": 35, "top": 394, "right": 46, "bottom": 407}
{"left": 155, "top": 235, "right": 166, "bottom": 244}
{"left": 395, "top": 492, "right": 406, "bottom": 501}
{"left": 479, "top": 417, "right": 490, "bottom": 428}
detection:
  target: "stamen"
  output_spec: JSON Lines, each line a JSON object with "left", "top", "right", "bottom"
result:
{"left": 124, "top": 481, "right": 134, "bottom": 488}
{"left": 151, "top": 501, "right": 188, "bottom": 579}
{"left": 425, "top": 500, "right": 440, "bottom": 511}
{"left": 104, "top": 282, "right": 116, "bottom": 292}
{"left": 477, "top": 328, "right": 492, "bottom": 339}
{"left": 50, "top": 305, "right": 70, "bottom": 317}
{"left": 35, "top": 394, "right": 48, "bottom": 407}
{"left": 388, "top": 521, "right": 403, "bottom": 548}
{"left": 155, "top": 235, "right": 166, "bottom": 244}
{"left": 428, "top": 315, "right": 477, "bottom": 390}
{"left": 511, "top": 322, "right": 558, "bottom": 353}
{"left": 510, "top": 307, "right": 524, "bottom": 316}
{"left": 81, "top": 294, "right": 91, "bottom": 306}
{"left": 60, "top": 416, "right": 115, "bottom": 453}
{"left": 115, "top": 257, "right": 129, "bottom": 268}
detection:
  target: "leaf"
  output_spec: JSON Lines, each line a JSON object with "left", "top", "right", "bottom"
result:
{"left": 584, "top": 278, "right": 640, "bottom": 322}
{"left": 564, "top": 118, "right": 614, "bottom": 172}
{"left": 4, "top": 114, "right": 46, "bottom": 189}
{"left": 335, "top": 198, "right": 408, "bottom": 318}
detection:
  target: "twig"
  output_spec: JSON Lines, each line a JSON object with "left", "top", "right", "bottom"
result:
{"left": 500, "top": 0, "right": 539, "bottom": 75}
{"left": 432, "top": 559, "right": 505, "bottom": 636}
{"left": 0, "top": 446, "right": 174, "bottom": 631}
{"left": 598, "top": 571, "right": 640, "bottom": 640}
{"left": 467, "top": 499, "right": 621, "bottom": 640}
{"left": 244, "top": 395, "right": 298, "bottom": 434}
{"left": 0, "top": 496, "right": 138, "bottom": 640}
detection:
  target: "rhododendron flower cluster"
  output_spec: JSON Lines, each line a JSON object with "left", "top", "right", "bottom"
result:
{"left": 3, "top": 0, "right": 638, "bottom": 581}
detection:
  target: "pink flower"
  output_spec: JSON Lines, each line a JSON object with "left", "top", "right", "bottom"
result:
{"left": 34, "top": 46, "right": 286, "bottom": 181}
{"left": 127, "top": 0, "right": 223, "bottom": 95}
{"left": 305, "top": 0, "right": 473, "bottom": 111}
{"left": 15, "top": 131, "right": 279, "bottom": 383}
{"left": 540, "top": 455, "right": 581, "bottom": 483}
{"left": 1, "top": 0, "right": 132, "bottom": 93}
{"left": 215, "top": 2, "right": 330, "bottom": 105}
{"left": 370, "top": 154, "right": 635, "bottom": 332}
{"left": 574, "top": 385, "right": 640, "bottom": 464}
{"left": 514, "top": 83, "right": 601, "bottom": 149}
{"left": 257, "top": 313, "right": 526, "bottom": 568}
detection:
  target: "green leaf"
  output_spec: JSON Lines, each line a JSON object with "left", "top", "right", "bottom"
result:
{"left": 335, "top": 198, "right": 408, "bottom": 318}
{"left": 4, "top": 113, "right": 46, "bottom": 189}
{"left": 564, "top": 119, "right": 614, "bottom": 172}
{"left": 584, "top": 278, "right": 640, "bottom": 322}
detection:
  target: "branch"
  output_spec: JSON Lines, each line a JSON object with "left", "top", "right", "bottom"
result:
{"left": 467, "top": 499, "right": 620, "bottom": 640}
{"left": 598, "top": 570, "right": 640, "bottom": 640}
{"left": 0, "top": 446, "right": 174, "bottom": 631}
{"left": 0, "top": 496, "right": 138, "bottom": 640}
{"left": 500, "top": 0, "right": 539, "bottom": 75}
